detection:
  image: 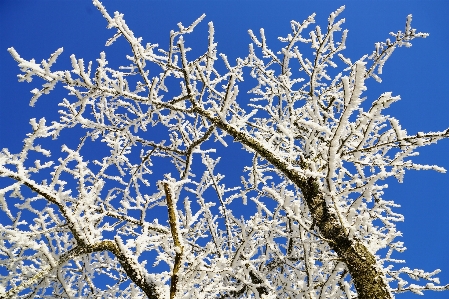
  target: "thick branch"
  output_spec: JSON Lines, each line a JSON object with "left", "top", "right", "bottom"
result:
{"left": 2, "top": 241, "right": 159, "bottom": 299}
{"left": 1, "top": 171, "right": 159, "bottom": 299}
{"left": 164, "top": 183, "right": 184, "bottom": 299}
{"left": 301, "top": 178, "right": 391, "bottom": 299}
{"left": 108, "top": 240, "right": 159, "bottom": 299}
{"left": 192, "top": 107, "right": 392, "bottom": 299}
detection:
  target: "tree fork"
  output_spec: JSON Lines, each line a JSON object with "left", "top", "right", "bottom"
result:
{"left": 0, "top": 173, "right": 160, "bottom": 299}
{"left": 301, "top": 177, "right": 392, "bottom": 299}
{"left": 195, "top": 107, "right": 392, "bottom": 299}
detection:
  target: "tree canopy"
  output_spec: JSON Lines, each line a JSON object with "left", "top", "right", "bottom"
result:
{"left": 1, "top": 1, "right": 448, "bottom": 299}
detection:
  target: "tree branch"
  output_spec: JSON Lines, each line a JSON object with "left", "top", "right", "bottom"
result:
{"left": 1, "top": 169, "right": 160, "bottom": 299}
{"left": 190, "top": 106, "right": 393, "bottom": 298}
{"left": 164, "top": 183, "right": 184, "bottom": 299}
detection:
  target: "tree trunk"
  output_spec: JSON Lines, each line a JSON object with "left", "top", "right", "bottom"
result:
{"left": 300, "top": 177, "right": 392, "bottom": 299}
{"left": 199, "top": 110, "right": 393, "bottom": 299}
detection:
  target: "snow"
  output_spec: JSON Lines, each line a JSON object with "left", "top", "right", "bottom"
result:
{"left": 1, "top": 4, "right": 448, "bottom": 299}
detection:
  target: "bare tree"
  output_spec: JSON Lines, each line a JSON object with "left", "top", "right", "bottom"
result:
{"left": 1, "top": 1, "right": 448, "bottom": 298}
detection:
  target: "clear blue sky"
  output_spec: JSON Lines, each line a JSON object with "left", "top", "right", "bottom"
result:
{"left": 1, "top": 1, "right": 449, "bottom": 298}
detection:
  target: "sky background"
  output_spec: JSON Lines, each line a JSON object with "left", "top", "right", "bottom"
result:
{"left": 1, "top": 1, "right": 449, "bottom": 298}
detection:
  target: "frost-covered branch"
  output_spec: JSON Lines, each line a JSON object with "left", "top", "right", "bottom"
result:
{"left": 2, "top": 2, "right": 448, "bottom": 299}
{"left": 163, "top": 181, "right": 184, "bottom": 299}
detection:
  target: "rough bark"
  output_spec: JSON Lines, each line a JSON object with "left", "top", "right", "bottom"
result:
{"left": 195, "top": 107, "right": 392, "bottom": 299}
{"left": 164, "top": 183, "right": 184, "bottom": 299}
{"left": 301, "top": 177, "right": 392, "bottom": 299}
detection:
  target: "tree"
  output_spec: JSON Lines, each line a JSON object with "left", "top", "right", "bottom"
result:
{"left": 0, "top": 1, "right": 448, "bottom": 298}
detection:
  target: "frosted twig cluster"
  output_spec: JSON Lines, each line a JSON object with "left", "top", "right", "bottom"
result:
{"left": 1, "top": 2, "right": 448, "bottom": 299}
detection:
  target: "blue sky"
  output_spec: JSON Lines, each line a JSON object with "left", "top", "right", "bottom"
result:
{"left": 1, "top": 1, "right": 449, "bottom": 298}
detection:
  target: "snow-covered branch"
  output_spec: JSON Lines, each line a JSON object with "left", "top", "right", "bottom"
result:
{"left": 1, "top": 2, "right": 448, "bottom": 299}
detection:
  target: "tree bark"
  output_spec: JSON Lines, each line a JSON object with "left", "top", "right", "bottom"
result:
{"left": 164, "top": 183, "right": 184, "bottom": 299}
{"left": 196, "top": 108, "right": 392, "bottom": 299}
{"left": 300, "top": 177, "right": 392, "bottom": 299}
